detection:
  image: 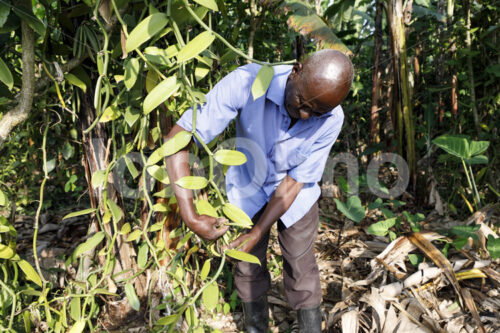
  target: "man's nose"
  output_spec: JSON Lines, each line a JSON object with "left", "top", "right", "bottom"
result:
{"left": 300, "top": 110, "right": 311, "bottom": 119}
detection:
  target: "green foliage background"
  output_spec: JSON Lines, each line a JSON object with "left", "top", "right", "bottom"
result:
{"left": 0, "top": 0, "right": 498, "bottom": 332}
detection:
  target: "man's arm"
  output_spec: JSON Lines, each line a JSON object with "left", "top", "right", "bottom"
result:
{"left": 165, "top": 124, "right": 228, "bottom": 240}
{"left": 228, "top": 175, "right": 303, "bottom": 253}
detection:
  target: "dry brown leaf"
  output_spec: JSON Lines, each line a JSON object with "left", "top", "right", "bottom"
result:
{"left": 461, "top": 288, "right": 486, "bottom": 333}
{"left": 341, "top": 308, "right": 359, "bottom": 333}
{"left": 408, "top": 233, "right": 486, "bottom": 333}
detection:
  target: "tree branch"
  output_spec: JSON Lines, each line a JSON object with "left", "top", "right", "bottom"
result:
{"left": 0, "top": 18, "right": 35, "bottom": 149}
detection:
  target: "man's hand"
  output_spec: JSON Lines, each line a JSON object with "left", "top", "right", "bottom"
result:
{"left": 228, "top": 230, "right": 261, "bottom": 253}
{"left": 187, "top": 215, "right": 229, "bottom": 241}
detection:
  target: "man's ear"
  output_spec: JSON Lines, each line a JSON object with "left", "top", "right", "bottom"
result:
{"left": 291, "top": 62, "right": 303, "bottom": 76}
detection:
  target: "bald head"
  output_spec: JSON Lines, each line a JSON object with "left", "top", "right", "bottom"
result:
{"left": 302, "top": 50, "right": 354, "bottom": 107}
{"left": 284, "top": 49, "right": 354, "bottom": 120}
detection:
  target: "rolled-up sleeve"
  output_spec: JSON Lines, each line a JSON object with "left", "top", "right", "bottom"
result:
{"left": 288, "top": 113, "right": 344, "bottom": 184}
{"left": 177, "top": 68, "right": 251, "bottom": 144}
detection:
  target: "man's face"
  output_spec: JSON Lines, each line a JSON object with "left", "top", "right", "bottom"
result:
{"left": 284, "top": 65, "right": 337, "bottom": 121}
{"left": 284, "top": 78, "right": 334, "bottom": 120}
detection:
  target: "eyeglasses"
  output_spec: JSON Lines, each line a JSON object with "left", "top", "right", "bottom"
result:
{"left": 296, "top": 84, "right": 330, "bottom": 117}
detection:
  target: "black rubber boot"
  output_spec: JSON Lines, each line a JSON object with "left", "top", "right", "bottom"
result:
{"left": 297, "top": 306, "right": 322, "bottom": 333}
{"left": 242, "top": 295, "right": 269, "bottom": 333}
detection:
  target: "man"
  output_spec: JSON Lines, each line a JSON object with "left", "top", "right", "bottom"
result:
{"left": 165, "top": 49, "right": 353, "bottom": 332}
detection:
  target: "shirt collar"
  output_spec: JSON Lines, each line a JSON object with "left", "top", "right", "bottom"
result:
{"left": 266, "top": 65, "right": 292, "bottom": 108}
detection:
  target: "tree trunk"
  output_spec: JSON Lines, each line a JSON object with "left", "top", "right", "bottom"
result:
{"left": 156, "top": 107, "right": 181, "bottom": 263}
{"left": 387, "top": 0, "right": 416, "bottom": 189}
{"left": 0, "top": 1, "right": 35, "bottom": 149}
{"left": 437, "top": 0, "right": 446, "bottom": 123}
{"left": 464, "top": 0, "right": 481, "bottom": 137}
{"left": 448, "top": 0, "right": 458, "bottom": 118}
{"left": 80, "top": 89, "right": 147, "bottom": 292}
{"left": 370, "top": 0, "right": 383, "bottom": 145}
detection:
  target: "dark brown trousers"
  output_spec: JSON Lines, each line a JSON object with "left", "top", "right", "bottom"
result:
{"left": 234, "top": 202, "right": 321, "bottom": 310}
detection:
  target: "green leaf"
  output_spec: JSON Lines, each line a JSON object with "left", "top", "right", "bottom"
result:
{"left": 213, "top": 149, "right": 247, "bottom": 166}
{"left": 68, "top": 320, "right": 86, "bottom": 333}
{"left": 0, "top": 189, "right": 8, "bottom": 206}
{"left": 124, "top": 155, "right": 140, "bottom": 179}
{"left": 0, "top": 57, "right": 13, "bottom": 90}
{"left": 367, "top": 198, "right": 383, "bottom": 210}
{"left": 126, "top": 229, "right": 141, "bottom": 242}
{"left": 144, "top": 47, "right": 170, "bottom": 66}
{"left": 124, "top": 58, "right": 140, "bottom": 90}
{"left": 176, "top": 231, "right": 194, "bottom": 249}
{"left": 91, "top": 170, "right": 106, "bottom": 188}
{"left": 177, "top": 31, "right": 216, "bottom": 63}
{"left": 222, "top": 203, "right": 253, "bottom": 228}
{"left": 143, "top": 76, "right": 180, "bottom": 114}
{"left": 408, "top": 254, "right": 423, "bottom": 266}
{"left": 366, "top": 217, "right": 397, "bottom": 237}
{"left": 487, "top": 235, "right": 500, "bottom": 259}
{"left": 469, "top": 141, "right": 489, "bottom": 156}
{"left": 124, "top": 107, "right": 141, "bottom": 127}
{"left": 193, "top": 0, "right": 219, "bottom": 11}
{"left": 12, "top": 6, "right": 46, "bottom": 36}
{"left": 223, "top": 303, "right": 230, "bottom": 315}
{"left": 0, "top": 243, "right": 15, "bottom": 259}
{"left": 175, "top": 176, "right": 208, "bottom": 190}
{"left": 334, "top": 196, "right": 365, "bottom": 223}
{"left": 70, "top": 297, "right": 81, "bottom": 321}
{"left": 18, "top": 260, "right": 42, "bottom": 287}
{"left": 464, "top": 155, "right": 488, "bottom": 165}
{"left": 138, "top": 243, "right": 149, "bottom": 269}
{"left": 62, "top": 142, "right": 75, "bottom": 160}
{"left": 93, "top": 288, "right": 118, "bottom": 296}
{"left": 146, "top": 165, "right": 170, "bottom": 184}
{"left": 0, "top": 225, "right": 9, "bottom": 233}
{"left": 148, "top": 222, "right": 164, "bottom": 232}
{"left": 195, "top": 199, "right": 218, "bottom": 218}
{"left": 432, "top": 135, "right": 470, "bottom": 159}
{"left": 225, "top": 249, "right": 261, "bottom": 265}
{"left": 62, "top": 208, "right": 96, "bottom": 220}
{"left": 120, "top": 223, "right": 131, "bottom": 235}
{"left": 0, "top": 4, "right": 10, "bottom": 28}
{"left": 147, "top": 131, "right": 192, "bottom": 165}
{"left": 125, "top": 283, "right": 141, "bottom": 311}
{"left": 100, "top": 105, "right": 121, "bottom": 123}
{"left": 195, "top": 65, "right": 210, "bottom": 81}
{"left": 73, "top": 232, "right": 105, "bottom": 257}
{"left": 107, "top": 200, "right": 124, "bottom": 222}
{"left": 200, "top": 259, "right": 211, "bottom": 280}
{"left": 202, "top": 283, "right": 219, "bottom": 311}
{"left": 65, "top": 73, "right": 86, "bottom": 92}
{"left": 126, "top": 13, "right": 168, "bottom": 52}
{"left": 156, "top": 314, "right": 180, "bottom": 326}
{"left": 45, "top": 158, "right": 56, "bottom": 174}
{"left": 453, "top": 237, "right": 468, "bottom": 250}
{"left": 450, "top": 225, "right": 480, "bottom": 241}
{"left": 251, "top": 65, "right": 274, "bottom": 100}
{"left": 153, "top": 203, "right": 168, "bottom": 212}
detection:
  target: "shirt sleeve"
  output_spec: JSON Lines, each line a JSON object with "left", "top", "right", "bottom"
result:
{"left": 288, "top": 112, "right": 344, "bottom": 184}
{"left": 177, "top": 67, "right": 252, "bottom": 144}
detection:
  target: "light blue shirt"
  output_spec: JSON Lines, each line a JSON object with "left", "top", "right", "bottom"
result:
{"left": 177, "top": 64, "right": 344, "bottom": 227}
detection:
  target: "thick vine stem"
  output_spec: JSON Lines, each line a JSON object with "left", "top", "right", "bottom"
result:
{"left": 0, "top": 9, "right": 35, "bottom": 149}
{"left": 167, "top": 253, "right": 226, "bottom": 333}
{"left": 180, "top": 0, "right": 295, "bottom": 66}
{"left": 33, "top": 116, "right": 49, "bottom": 286}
